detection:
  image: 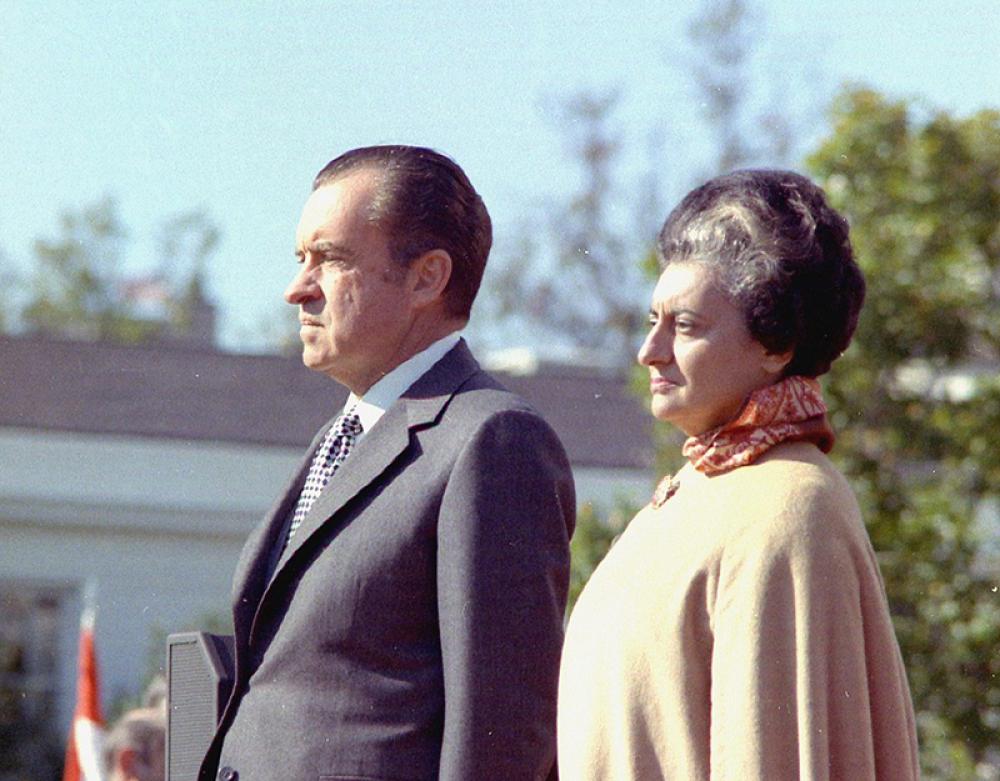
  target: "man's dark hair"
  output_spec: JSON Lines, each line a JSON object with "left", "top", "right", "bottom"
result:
{"left": 313, "top": 145, "right": 492, "bottom": 321}
{"left": 657, "top": 168, "right": 866, "bottom": 378}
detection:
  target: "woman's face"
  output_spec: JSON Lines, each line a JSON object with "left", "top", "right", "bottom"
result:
{"left": 637, "top": 262, "right": 788, "bottom": 437}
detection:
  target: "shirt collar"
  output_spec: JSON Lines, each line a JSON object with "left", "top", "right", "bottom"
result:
{"left": 346, "top": 331, "right": 462, "bottom": 436}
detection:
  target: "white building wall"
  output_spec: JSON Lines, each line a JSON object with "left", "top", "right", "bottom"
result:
{"left": 0, "top": 427, "right": 303, "bottom": 735}
{"left": 0, "top": 427, "right": 653, "bottom": 736}
{"left": 0, "top": 522, "right": 242, "bottom": 731}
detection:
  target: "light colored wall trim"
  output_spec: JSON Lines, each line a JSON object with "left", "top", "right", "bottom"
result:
{"left": 0, "top": 495, "right": 256, "bottom": 540}
{"left": 0, "top": 427, "right": 301, "bottom": 511}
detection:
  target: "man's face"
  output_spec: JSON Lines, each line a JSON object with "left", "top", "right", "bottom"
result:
{"left": 286, "top": 171, "right": 416, "bottom": 394}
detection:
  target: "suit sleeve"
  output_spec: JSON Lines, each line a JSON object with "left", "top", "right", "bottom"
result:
{"left": 436, "top": 409, "right": 575, "bottom": 781}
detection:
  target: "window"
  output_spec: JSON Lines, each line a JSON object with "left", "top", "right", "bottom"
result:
{"left": 0, "top": 583, "right": 67, "bottom": 779}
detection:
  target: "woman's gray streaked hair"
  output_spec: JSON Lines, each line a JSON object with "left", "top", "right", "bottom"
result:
{"left": 657, "top": 169, "right": 865, "bottom": 378}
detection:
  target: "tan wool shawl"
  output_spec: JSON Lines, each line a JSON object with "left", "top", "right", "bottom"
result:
{"left": 558, "top": 441, "right": 919, "bottom": 780}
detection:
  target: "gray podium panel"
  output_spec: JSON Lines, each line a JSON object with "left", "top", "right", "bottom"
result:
{"left": 165, "top": 632, "right": 234, "bottom": 781}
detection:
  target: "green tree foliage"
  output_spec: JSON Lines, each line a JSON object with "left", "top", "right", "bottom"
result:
{"left": 21, "top": 196, "right": 153, "bottom": 342}
{"left": 569, "top": 501, "right": 633, "bottom": 611}
{"left": 19, "top": 197, "right": 220, "bottom": 345}
{"left": 0, "top": 248, "right": 14, "bottom": 333}
{"left": 159, "top": 210, "right": 220, "bottom": 340}
{"left": 807, "top": 87, "right": 1000, "bottom": 778}
{"left": 489, "top": 90, "right": 653, "bottom": 361}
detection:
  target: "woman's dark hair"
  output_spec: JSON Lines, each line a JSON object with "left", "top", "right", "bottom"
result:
{"left": 657, "top": 169, "right": 865, "bottom": 377}
{"left": 313, "top": 145, "right": 492, "bottom": 321}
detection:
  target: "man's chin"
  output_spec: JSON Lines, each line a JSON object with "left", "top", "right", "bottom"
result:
{"left": 301, "top": 349, "right": 347, "bottom": 382}
{"left": 300, "top": 346, "right": 330, "bottom": 371}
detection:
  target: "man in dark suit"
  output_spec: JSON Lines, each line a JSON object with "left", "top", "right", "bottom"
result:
{"left": 199, "top": 146, "right": 576, "bottom": 781}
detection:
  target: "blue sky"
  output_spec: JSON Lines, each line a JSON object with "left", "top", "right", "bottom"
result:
{"left": 3, "top": 1, "right": 998, "bottom": 351}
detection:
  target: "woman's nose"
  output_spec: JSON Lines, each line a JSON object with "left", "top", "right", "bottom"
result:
{"left": 638, "top": 326, "right": 671, "bottom": 367}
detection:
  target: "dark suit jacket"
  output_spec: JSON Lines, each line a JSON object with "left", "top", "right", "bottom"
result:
{"left": 199, "top": 341, "right": 576, "bottom": 781}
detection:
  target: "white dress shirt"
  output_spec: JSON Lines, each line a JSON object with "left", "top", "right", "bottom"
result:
{"left": 346, "top": 331, "right": 462, "bottom": 439}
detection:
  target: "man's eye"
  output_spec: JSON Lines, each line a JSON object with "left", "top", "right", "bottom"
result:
{"left": 675, "top": 320, "right": 695, "bottom": 333}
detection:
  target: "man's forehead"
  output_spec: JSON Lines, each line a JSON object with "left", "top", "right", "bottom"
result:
{"left": 296, "top": 175, "right": 378, "bottom": 240}
{"left": 309, "top": 168, "right": 380, "bottom": 211}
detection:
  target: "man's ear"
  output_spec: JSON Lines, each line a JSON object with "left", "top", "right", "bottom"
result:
{"left": 408, "top": 249, "right": 453, "bottom": 307}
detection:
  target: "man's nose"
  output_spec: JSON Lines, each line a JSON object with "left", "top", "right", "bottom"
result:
{"left": 284, "top": 265, "right": 319, "bottom": 305}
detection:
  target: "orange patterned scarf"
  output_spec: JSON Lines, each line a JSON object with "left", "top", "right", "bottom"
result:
{"left": 685, "top": 375, "right": 834, "bottom": 474}
{"left": 652, "top": 376, "right": 834, "bottom": 506}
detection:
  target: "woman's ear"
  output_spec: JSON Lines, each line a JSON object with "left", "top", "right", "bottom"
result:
{"left": 762, "top": 348, "right": 794, "bottom": 377}
{"left": 408, "top": 249, "right": 453, "bottom": 308}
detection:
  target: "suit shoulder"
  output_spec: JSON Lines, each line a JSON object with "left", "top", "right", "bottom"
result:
{"left": 436, "top": 370, "right": 571, "bottom": 472}
{"left": 448, "top": 368, "right": 543, "bottom": 420}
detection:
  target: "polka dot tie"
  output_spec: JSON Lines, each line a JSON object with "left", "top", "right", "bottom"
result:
{"left": 284, "top": 409, "right": 363, "bottom": 545}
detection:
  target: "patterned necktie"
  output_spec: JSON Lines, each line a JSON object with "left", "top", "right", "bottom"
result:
{"left": 285, "top": 409, "right": 363, "bottom": 545}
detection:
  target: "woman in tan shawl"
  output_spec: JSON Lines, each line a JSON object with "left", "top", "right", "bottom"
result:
{"left": 558, "top": 170, "right": 919, "bottom": 780}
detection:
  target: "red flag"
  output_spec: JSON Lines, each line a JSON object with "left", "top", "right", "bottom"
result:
{"left": 63, "top": 589, "right": 106, "bottom": 781}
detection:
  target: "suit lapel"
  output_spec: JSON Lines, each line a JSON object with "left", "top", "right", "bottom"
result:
{"left": 230, "top": 425, "right": 326, "bottom": 630}
{"left": 263, "top": 340, "right": 481, "bottom": 588}
{"left": 269, "top": 403, "right": 410, "bottom": 575}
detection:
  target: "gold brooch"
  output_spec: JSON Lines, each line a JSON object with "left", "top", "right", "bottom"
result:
{"left": 652, "top": 475, "right": 680, "bottom": 508}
